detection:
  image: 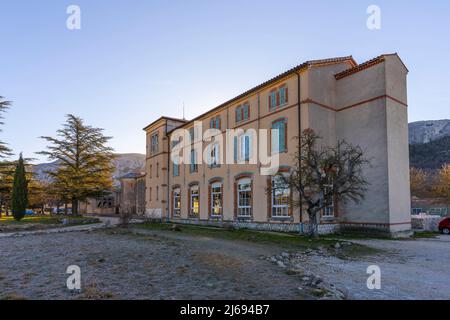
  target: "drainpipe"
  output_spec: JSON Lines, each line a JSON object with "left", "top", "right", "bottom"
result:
{"left": 166, "top": 121, "right": 171, "bottom": 224}
{"left": 297, "top": 71, "right": 304, "bottom": 234}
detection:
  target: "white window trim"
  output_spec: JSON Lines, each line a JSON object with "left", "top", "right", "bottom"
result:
{"left": 271, "top": 176, "right": 290, "bottom": 218}
{"left": 237, "top": 178, "right": 252, "bottom": 218}
{"left": 210, "top": 182, "right": 222, "bottom": 217}
{"left": 190, "top": 186, "right": 199, "bottom": 216}
{"left": 173, "top": 189, "right": 181, "bottom": 216}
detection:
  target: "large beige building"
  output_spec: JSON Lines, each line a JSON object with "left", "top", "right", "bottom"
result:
{"left": 143, "top": 54, "right": 412, "bottom": 236}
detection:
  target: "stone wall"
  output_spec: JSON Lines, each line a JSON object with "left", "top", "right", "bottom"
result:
{"left": 171, "top": 218, "right": 341, "bottom": 235}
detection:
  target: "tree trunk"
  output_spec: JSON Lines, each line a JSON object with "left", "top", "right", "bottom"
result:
{"left": 64, "top": 202, "right": 68, "bottom": 215}
{"left": 307, "top": 209, "right": 319, "bottom": 238}
{"left": 72, "top": 199, "right": 79, "bottom": 216}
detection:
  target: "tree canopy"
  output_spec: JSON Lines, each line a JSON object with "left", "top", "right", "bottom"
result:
{"left": 38, "top": 115, "right": 115, "bottom": 215}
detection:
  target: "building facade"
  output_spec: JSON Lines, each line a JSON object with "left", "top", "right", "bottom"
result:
{"left": 143, "top": 54, "right": 412, "bottom": 236}
{"left": 119, "top": 172, "right": 146, "bottom": 215}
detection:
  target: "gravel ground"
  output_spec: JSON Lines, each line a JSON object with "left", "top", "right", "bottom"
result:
{"left": 0, "top": 226, "right": 448, "bottom": 300}
{"left": 298, "top": 235, "right": 450, "bottom": 300}
{"left": 0, "top": 229, "right": 311, "bottom": 300}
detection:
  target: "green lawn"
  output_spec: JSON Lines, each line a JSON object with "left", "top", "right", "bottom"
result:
{"left": 0, "top": 215, "right": 100, "bottom": 231}
{"left": 133, "top": 222, "right": 380, "bottom": 256}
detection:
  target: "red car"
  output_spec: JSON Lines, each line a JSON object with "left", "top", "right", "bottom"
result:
{"left": 439, "top": 217, "right": 450, "bottom": 235}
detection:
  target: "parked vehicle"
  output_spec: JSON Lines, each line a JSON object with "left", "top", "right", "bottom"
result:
{"left": 438, "top": 217, "right": 450, "bottom": 235}
{"left": 25, "top": 210, "right": 36, "bottom": 216}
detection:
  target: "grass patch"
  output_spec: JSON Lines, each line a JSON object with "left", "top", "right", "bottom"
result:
{"left": 0, "top": 215, "right": 100, "bottom": 232}
{"left": 411, "top": 231, "right": 439, "bottom": 239}
{"left": 133, "top": 222, "right": 380, "bottom": 257}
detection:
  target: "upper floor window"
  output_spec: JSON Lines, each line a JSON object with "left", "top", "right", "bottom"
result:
{"left": 208, "top": 143, "right": 220, "bottom": 168}
{"left": 151, "top": 133, "right": 159, "bottom": 154}
{"left": 173, "top": 162, "right": 180, "bottom": 177}
{"left": 190, "top": 149, "right": 198, "bottom": 173}
{"left": 235, "top": 103, "right": 250, "bottom": 123}
{"left": 210, "top": 116, "right": 221, "bottom": 129}
{"left": 271, "top": 119, "right": 287, "bottom": 154}
{"left": 269, "top": 85, "right": 288, "bottom": 110}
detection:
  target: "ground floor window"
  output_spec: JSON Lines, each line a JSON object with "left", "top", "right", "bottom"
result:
{"left": 190, "top": 185, "right": 200, "bottom": 217}
{"left": 237, "top": 178, "right": 252, "bottom": 217}
{"left": 211, "top": 182, "right": 222, "bottom": 216}
{"left": 271, "top": 176, "right": 290, "bottom": 217}
{"left": 323, "top": 184, "right": 334, "bottom": 217}
{"left": 173, "top": 188, "right": 181, "bottom": 216}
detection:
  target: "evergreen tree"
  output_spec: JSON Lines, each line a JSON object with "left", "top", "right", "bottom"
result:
{"left": 38, "top": 114, "right": 114, "bottom": 215}
{"left": 12, "top": 154, "right": 28, "bottom": 221}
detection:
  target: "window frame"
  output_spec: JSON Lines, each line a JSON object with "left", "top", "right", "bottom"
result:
{"left": 210, "top": 182, "right": 222, "bottom": 217}
{"left": 237, "top": 178, "right": 252, "bottom": 218}
{"left": 271, "top": 176, "right": 290, "bottom": 218}
{"left": 150, "top": 133, "right": 159, "bottom": 155}
{"left": 189, "top": 185, "right": 200, "bottom": 217}
{"left": 271, "top": 118, "right": 288, "bottom": 154}
{"left": 173, "top": 188, "right": 181, "bottom": 216}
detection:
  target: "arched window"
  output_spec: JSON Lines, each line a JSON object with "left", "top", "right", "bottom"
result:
{"left": 236, "top": 178, "right": 252, "bottom": 217}
{"left": 271, "top": 175, "right": 290, "bottom": 218}
{"left": 210, "top": 182, "right": 222, "bottom": 217}
{"left": 173, "top": 188, "right": 181, "bottom": 216}
{"left": 189, "top": 185, "right": 200, "bottom": 217}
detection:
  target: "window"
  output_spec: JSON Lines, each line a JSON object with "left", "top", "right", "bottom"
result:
{"left": 269, "top": 90, "right": 277, "bottom": 110}
{"left": 271, "top": 119, "right": 287, "bottom": 154}
{"left": 209, "top": 143, "right": 220, "bottom": 167}
{"left": 236, "top": 103, "right": 250, "bottom": 123}
{"left": 151, "top": 133, "right": 159, "bottom": 154}
{"left": 239, "top": 134, "right": 251, "bottom": 161}
{"left": 211, "top": 183, "right": 222, "bottom": 216}
{"left": 150, "top": 165, "right": 152, "bottom": 178}
{"left": 190, "top": 185, "right": 200, "bottom": 217}
{"left": 210, "top": 116, "right": 221, "bottom": 129}
{"left": 269, "top": 86, "right": 288, "bottom": 110}
{"left": 279, "top": 86, "right": 288, "bottom": 105}
{"left": 271, "top": 176, "right": 290, "bottom": 218}
{"left": 173, "top": 188, "right": 181, "bottom": 216}
{"left": 149, "top": 187, "right": 152, "bottom": 201}
{"left": 190, "top": 149, "right": 198, "bottom": 173}
{"left": 237, "top": 178, "right": 252, "bottom": 217}
{"left": 156, "top": 163, "right": 159, "bottom": 177}
{"left": 173, "top": 162, "right": 180, "bottom": 177}
{"left": 323, "top": 184, "right": 334, "bottom": 217}
{"left": 236, "top": 106, "right": 242, "bottom": 122}
{"left": 156, "top": 186, "right": 159, "bottom": 201}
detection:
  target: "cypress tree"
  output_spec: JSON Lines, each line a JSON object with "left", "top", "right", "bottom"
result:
{"left": 12, "top": 153, "right": 28, "bottom": 221}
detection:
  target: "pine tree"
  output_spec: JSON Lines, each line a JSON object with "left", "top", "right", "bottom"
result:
{"left": 38, "top": 114, "right": 115, "bottom": 215}
{"left": 12, "top": 154, "right": 28, "bottom": 221}
{"left": 0, "top": 96, "right": 12, "bottom": 159}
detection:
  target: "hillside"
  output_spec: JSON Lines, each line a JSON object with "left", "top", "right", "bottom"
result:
{"left": 32, "top": 153, "right": 145, "bottom": 182}
{"left": 409, "top": 135, "right": 450, "bottom": 169}
{"left": 409, "top": 119, "right": 450, "bottom": 144}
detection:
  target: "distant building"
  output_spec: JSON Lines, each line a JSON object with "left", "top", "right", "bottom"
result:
{"left": 411, "top": 197, "right": 449, "bottom": 216}
{"left": 119, "top": 172, "right": 146, "bottom": 215}
{"left": 143, "top": 54, "right": 412, "bottom": 236}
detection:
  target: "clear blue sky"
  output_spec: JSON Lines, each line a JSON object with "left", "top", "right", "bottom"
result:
{"left": 1, "top": 0, "right": 449, "bottom": 163}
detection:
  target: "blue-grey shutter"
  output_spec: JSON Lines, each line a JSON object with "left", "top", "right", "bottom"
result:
{"left": 234, "top": 136, "right": 238, "bottom": 162}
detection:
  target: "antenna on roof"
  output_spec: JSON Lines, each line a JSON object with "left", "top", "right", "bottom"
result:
{"left": 182, "top": 101, "right": 185, "bottom": 120}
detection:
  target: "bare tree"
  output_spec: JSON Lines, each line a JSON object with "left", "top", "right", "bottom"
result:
{"left": 274, "top": 129, "right": 370, "bottom": 237}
